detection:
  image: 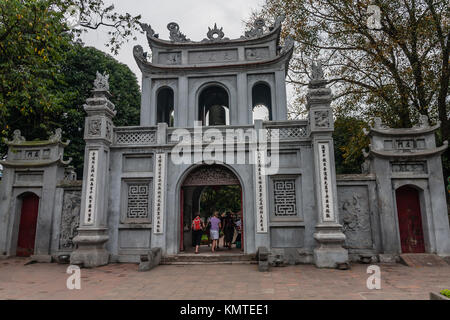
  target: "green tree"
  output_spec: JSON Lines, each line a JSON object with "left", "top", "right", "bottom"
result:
{"left": 251, "top": 0, "right": 449, "bottom": 172}
{"left": 333, "top": 117, "right": 370, "bottom": 174}
{"left": 0, "top": 0, "right": 142, "bottom": 175}
{"left": 200, "top": 186, "right": 242, "bottom": 217}
{"left": 0, "top": 0, "right": 71, "bottom": 152}
{"left": 57, "top": 43, "right": 141, "bottom": 176}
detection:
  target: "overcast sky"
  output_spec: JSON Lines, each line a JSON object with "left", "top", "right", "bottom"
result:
{"left": 80, "top": 0, "right": 265, "bottom": 83}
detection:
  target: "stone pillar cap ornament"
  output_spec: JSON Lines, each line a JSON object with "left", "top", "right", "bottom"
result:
{"left": 84, "top": 71, "right": 116, "bottom": 116}
{"left": 93, "top": 71, "right": 110, "bottom": 95}
{"left": 306, "top": 61, "right": 332, "bottom": 109}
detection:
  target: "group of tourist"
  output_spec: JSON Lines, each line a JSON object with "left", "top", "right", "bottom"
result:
{"left": 191, "top": 211, "right": 242, "bottom": 254}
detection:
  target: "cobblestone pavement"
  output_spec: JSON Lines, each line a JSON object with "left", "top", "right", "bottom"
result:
{"left": 0, "top": 257, "right": 448, "bottom": 300}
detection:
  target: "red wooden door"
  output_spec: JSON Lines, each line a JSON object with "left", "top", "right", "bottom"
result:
{"left": 180, "top": 188, "right": 184, "bottom": 252}
{"left": 16, "top": 194, "right": 39, "bottom": 257}
{"left": 395, "top": 186, "right": 425, "bottom": 253}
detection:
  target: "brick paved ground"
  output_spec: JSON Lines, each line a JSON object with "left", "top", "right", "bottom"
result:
{"left": 0, "top": 257, "right": 448, "bottom": 300}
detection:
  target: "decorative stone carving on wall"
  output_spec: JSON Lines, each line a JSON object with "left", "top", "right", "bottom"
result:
{"left": 106, "top": 121, "right": 112, "bottom": 141}
{"left": 337, "top": 186, "right": 373, "bottom": 249}
{"left": 182, "top": 165, "right": 240, "bottom": 186}
{"left": 266, "top": 126, "right": 308, "bottom": 140}
{"left": 273, "top": 179, "right": 297, "bottom": 216}
{"left": 88, "top": 119, "right": 102, "bottom": 136}
{"left": 159, "top": 52, "right": 181, "bottom": 65}
{"left": 114, "top": 129, "right": 157, "bottom": 145}
{"left": 167, "top": 22, "right": 190, "bottom": 42}
{"left": 59, "top": 190, "right": 81, "bottom": 250}
{"left": 127, "top": 183, "right": 151, "bottom": 219}
{"left": 188, "top": 49, "right": 238, "bottom": 64}
{"left": 245, "top": 47, "right": 270, "bottom": 60}
{"left": 314, "top": 110, "right": 330, "bottom": 128}
{"left": 391, "top": 161, "right": 427, "bottom": 174}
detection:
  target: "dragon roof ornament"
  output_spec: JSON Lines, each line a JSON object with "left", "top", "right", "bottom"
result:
{"left": 167, "top": 22, "right": 190, "bottom": 42}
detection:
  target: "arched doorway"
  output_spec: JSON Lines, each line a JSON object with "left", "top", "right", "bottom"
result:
{"left": 180, "top": 164, "right": 243, "bottom": 253}
{"left": 16, "top": 193, "right": 40, "bottom": 257}
{"left": 395, "top": 186, "right": 425, "bottom": 253}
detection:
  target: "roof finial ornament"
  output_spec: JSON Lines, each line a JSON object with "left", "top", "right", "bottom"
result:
{"left": 139, "top": 22, "right": 159, "bottom": 38}
{"left": 93, "top": 71, "right": 110, "bottom": 92}
{"left": 244, "top": 18, "right": 266, "bottom": 38}
{"left": 167, "top": 22, "right": 190, "bottom": 42}
{"left": 311, "top": 60, "right": 324, "bottom": 81}
{"left": 414, "top": 115, "right": 430, "bottom": 129}
{"left": 204, "top": 23, "right": 228, "bottom": 41}
{"left": 12, "top": 129, "right": 26, "bottom": 144}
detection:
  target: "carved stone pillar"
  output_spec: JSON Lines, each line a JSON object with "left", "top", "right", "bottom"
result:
{"left": 70, "top": 72, "right": 116, "bottom": 267}
{"left": 307, "top": 63, "right": 348, "bottom": 268}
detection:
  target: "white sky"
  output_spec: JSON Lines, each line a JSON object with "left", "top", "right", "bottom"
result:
{"left": 80, "top": 0, "right": 265, "bottom": 84}
{"left": 79, "top": 0, "right": 295, "bottom": 117}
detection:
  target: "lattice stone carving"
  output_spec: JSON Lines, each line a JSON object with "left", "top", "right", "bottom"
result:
{"left": 127, "top": 184, "right": 150, "bottom": 219}
{"left": 273, "top": 179, "right": 297, "bottom": 216}
{"left": 266, "top": 126, "right": 308, "bottom": 140}
{"left": 115, "top": 130, "right": 156, "bottom": 145}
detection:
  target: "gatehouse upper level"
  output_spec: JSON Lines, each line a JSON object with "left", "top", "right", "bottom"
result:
{"left": 133, "top": 16, "right": 294, "bottom": 128}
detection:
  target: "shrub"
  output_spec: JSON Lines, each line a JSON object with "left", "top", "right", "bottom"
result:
{"left": 440, "top": 289, "right": 450, "bottom": 298}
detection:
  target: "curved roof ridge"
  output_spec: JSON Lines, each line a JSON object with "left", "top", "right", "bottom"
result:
{"left": 139, "top": 16, "right": 285, "bottom": 49}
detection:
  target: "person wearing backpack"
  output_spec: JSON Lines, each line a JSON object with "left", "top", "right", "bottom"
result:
{"left": 191, "top": 212, "right": 205, "bottom": 254}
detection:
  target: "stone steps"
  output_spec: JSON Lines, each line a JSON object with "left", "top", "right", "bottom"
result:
{"left": 399, "top": 253, "right": 448, "bottom": 267}
{"left": 161, "top": 253, "right": 257, "bottom": 265}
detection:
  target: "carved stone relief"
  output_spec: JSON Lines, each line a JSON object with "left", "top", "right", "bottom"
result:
{"left": 245, "top": 47, "right": 270, "bottom": 61}
{"left": 314, "top": 110, "right": 330, "bottom": 128}
{"left": 391, "top": 161, "right": 427, "bottom": 174}
{"left": 59, "top": 190, "right": 81, "bottom": 250}
{"left": 158, "top": 52, "right": 181, "bottom": 65}
{"left": 88, "top": 119, "right": 102, "bottom": 136}
{"left": 337, "top": 186, "right": 373, "bottom": 249}
{"left": 182, "top": 165, "right": 239, "bottom": 186}
{"left": 273, "top": 179, "right": 297, "bottom": 216}
{"left": 188, "top": 49, "right": 238, "bottom": 64}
